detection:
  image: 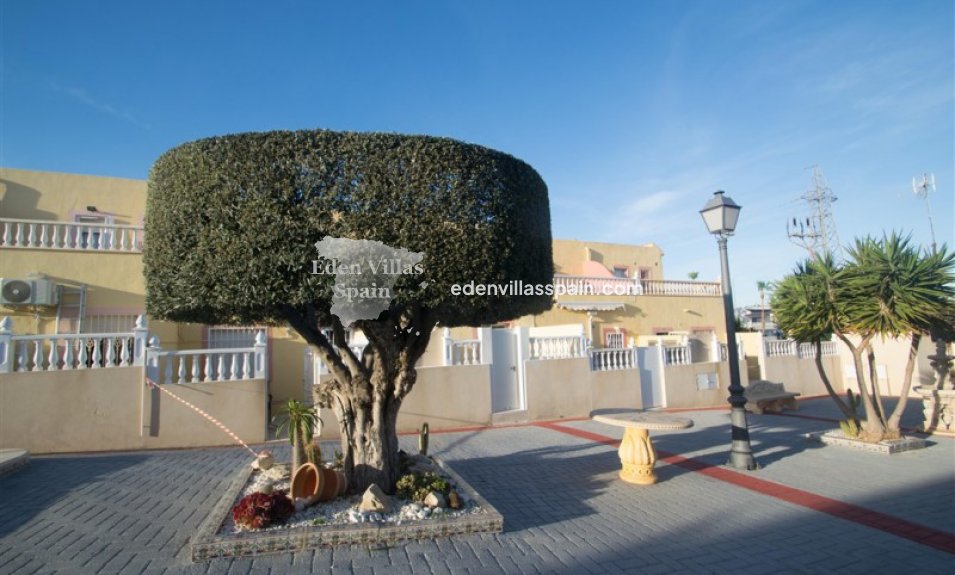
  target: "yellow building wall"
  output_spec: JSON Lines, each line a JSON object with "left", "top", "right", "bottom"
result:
{"left": 552, "top": 238, "right": 663, "bottom": 278}
{"left": 514, "top": 297, "right": 727, "bottom": 342}
{"left": 1, "top": 167, "right": 147, "bottom": 225}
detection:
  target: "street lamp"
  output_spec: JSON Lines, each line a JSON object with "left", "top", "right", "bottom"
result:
{"left": 700, "top": 191, "right": 758, "bottom": 470}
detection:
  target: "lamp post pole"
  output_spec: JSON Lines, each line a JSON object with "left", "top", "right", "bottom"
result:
{"left": 717, "top": 234, "right": 757, "bottom": 470}
{"left": 700, "top": 190, "right": 757, "bottom": 471}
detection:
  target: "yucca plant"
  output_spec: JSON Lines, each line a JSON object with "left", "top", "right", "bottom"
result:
{"left": 774, "top": 233, "right": 955, "bottom": 441}
{"left": 274, "top": 399, "right": 321, "bottom": 472}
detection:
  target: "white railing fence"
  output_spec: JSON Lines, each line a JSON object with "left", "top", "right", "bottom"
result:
{"left": 0, "top": 218, "right": 144, "bottom": 253}
{"left": 552, "top": 275, "right": 721, "bottom": 298}
{"left": 641, "top": 279, "right": 721, "bottom": 297}
{"left": 590, "top": 347, "right": 637, "bottom": 371}
{"left": 146, "top": 332, "right": 267, "bottom": 385}
{"left": 10, "top": 333, "right": 138, "bottom": 372}
{"left": 529, "top": 335, "right": 587, "bottom": 360}
{"left": 0, "top": 315, "right": 148, "bottom": 373}
{"left": 0, "top": 316, "right": 267, "bottom": 383}
{"left": 764, "top": 339, "right": 837, "bottom": 358}
{"left": 663, "top": 345, "right": 692, "bottom": 366}
{"left": 447, "top": 339, "right": 482, "bottom": 365}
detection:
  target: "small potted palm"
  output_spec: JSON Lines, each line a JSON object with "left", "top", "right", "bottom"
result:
{"left": 274, "top": 399, "right": 321, "bottom": 472}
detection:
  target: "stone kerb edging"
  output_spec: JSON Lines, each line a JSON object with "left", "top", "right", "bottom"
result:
{"left": 805, "top": 430, "right": 928, "bottom": 454}
{"left": 191, "top": 458, "right": 503, "bottom": 561}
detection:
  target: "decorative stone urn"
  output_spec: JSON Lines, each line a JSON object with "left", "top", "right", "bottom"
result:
{"left": 916, "top": 340, "right": 955, "bottom": 437}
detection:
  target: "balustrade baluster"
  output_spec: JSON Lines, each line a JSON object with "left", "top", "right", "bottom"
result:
{"left": 27, "top": 223, "right": 37, "bottom": 247}
{"left": 216, "top": 355, "right": 225, "bottom": 381}
{"left": 78, "top": 340, "right": 89, "bottom": 369}
{"left": 192, "top": 356, "right": 201, "bottom": 382}
{"left": 39, "top": 224, "right": 49, "bottom": 248}
{"left": 163, "top": 357, "right": 173, "bottom": 384}
{"left": 243, "top": 352, "right": 251, "bottom": 379}
{"left": 63, "top": 339, "right": 75, "bottom": 370}
{"left": 203, "top": 354, "right": 212, "bottom": 382}
{"left": 31, "top": 340, "right": 43, "bottom": 371}
{"left": 231, "top": 353, "right": 241, "bottom": 379}
{"left": 177, "top": 356, "right": 186, "bottom": 383}
{"left": 47, "top": 338, "right": 59, "bottom": 371}
{"left": 105, "top": 337, "right": 115, "bottom": 366}
{"left": 90, "top": 340, "right": 102, "bottom": 368}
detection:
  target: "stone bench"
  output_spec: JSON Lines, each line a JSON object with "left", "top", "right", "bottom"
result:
{"left": 744, "top": 380, "right": 800, "bottom": 414}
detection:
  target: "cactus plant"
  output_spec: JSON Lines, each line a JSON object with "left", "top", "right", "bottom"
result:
{"left": 839, "top": 389, "right": 862, "bottom": 437}
{"left": 418, "top": 422, "right": 430, "bottom": 456}
{"left": 839, "top": 418, "right": 860, "bottom": 437}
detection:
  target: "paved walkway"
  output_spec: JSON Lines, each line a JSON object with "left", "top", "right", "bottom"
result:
{"left": 1, "top": 398, "right": 952, "bottom": 574}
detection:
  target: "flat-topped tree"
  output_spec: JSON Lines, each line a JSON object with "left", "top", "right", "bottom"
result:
{"left": 145, "top": 129, "right": 553, "bottom": 492}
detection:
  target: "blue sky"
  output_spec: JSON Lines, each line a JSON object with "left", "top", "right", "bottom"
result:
{"left": 2, "top": 0, "right": 952, "bottom": 307}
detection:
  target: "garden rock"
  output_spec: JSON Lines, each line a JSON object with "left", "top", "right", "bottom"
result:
{"left": 424, "top": 491, "right": 447, "bottom": 509}
{"left": 359, "top": 484, "right": 394, "bottom": 513}
{"left": 448, "top": 489, "right": 462, "bottom": 509}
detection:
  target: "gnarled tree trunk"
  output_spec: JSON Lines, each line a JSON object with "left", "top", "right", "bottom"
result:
{"left": 289, "top": 305, "right": 435, "bottom": 494}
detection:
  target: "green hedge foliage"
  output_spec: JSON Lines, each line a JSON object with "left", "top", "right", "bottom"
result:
{"left": 145, "top": 129, "right": 554, "bottom": 327}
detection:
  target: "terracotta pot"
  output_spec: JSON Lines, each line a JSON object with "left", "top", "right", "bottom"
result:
{"left": 291, "top": 463, "right": 348, "bottom": 503}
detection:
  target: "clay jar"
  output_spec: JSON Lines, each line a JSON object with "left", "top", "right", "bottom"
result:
{"left": 290, "top": 463, "right": 348, "bottom": 505}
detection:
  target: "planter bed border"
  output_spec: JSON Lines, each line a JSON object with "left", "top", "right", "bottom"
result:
{"left": 191, "top": 457, "right": 503, "bottom": 561}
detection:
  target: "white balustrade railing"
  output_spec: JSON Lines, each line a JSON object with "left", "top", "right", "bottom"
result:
{"left": 764, "top": 339, "right": 837, "bottom": 358}
{"left": 529, "top": 335, "right": 586, "bottom": 360}
{"left": 0, "top": 316, "right": 268, "bottom": 383}
{"left": 8, "top": 332, "right": 138, "bottom": 372}
{"left": 146, "top": 332, "right": 266, "bottom": 384}
{"left": 447, "top": 339, "right": 481, "bottom": 366}
{"left": 764, "top": 339, "right": 798, "bottom": 357}
{"left": 663, "top": 345, "right": 691, "bottom": 366}
{"left": 590, "top": 347, "right": 637, "bottom": 371}
{"left": 642, "top": 280, "right": 721, "bottom": 297}
{"left": 0, "top": 315, "right": 148, "bottom": 373}
{"left": 552, "top": 274, "right": 721, "bottom": 297}
{"left": 0, "top": 218, "right": 144, "bottom": 253}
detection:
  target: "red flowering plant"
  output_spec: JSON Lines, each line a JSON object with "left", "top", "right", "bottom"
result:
{"left": 232, "top": 490, "right": 295, "bottom": 530}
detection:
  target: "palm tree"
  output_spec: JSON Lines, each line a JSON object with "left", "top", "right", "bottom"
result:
{"left": 841, "top": 234, "right": 955, "bottom": 436}
{"left": 274, "top": 399, "right": 321, "bottom": 471}
{"left": 772, "top": 256, "right": 856, "bottom": 421}
{"left": 773, "top": 234, "right": 954, "bottom": 441}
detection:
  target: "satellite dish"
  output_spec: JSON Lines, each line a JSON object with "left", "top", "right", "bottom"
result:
{"left": 2, "top": 280, "right": 32, "bottom": 303}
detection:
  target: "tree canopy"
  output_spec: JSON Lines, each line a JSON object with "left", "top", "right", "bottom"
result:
{"left": 144, "top": 129, "right": 554, "bottom": 491}
{"left": 772, "top": 233, "right": 954, "bottom": 440}
{"left": 145, "top": 129, "right": 554, "bottom": 328}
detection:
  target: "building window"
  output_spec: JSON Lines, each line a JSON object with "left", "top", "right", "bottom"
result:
{"left": 638, "top": 267, "right": 652, "bottom": 281}
{"left": 73, "top": 213, "right": 114, "bottom": 249}
{"left": 82, "top": 314, "right": 138, "bottom": 334}
{"left": 611, "top": 266, "right": 629, "bottom": 279}
{"left": 208, "top": 326, "right": 261, "bottom": 349}
{"left": 605, "top": 330, "right": 625, "bottom": 349}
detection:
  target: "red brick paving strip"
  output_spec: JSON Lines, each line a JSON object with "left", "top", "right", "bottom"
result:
{"left": 536, "top": 421, "right": 955, "bottom": 556}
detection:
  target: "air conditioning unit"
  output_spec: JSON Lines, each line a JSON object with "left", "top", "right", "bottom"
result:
{"left": 0, "top": 278, "right": 59, "bottom": 306}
